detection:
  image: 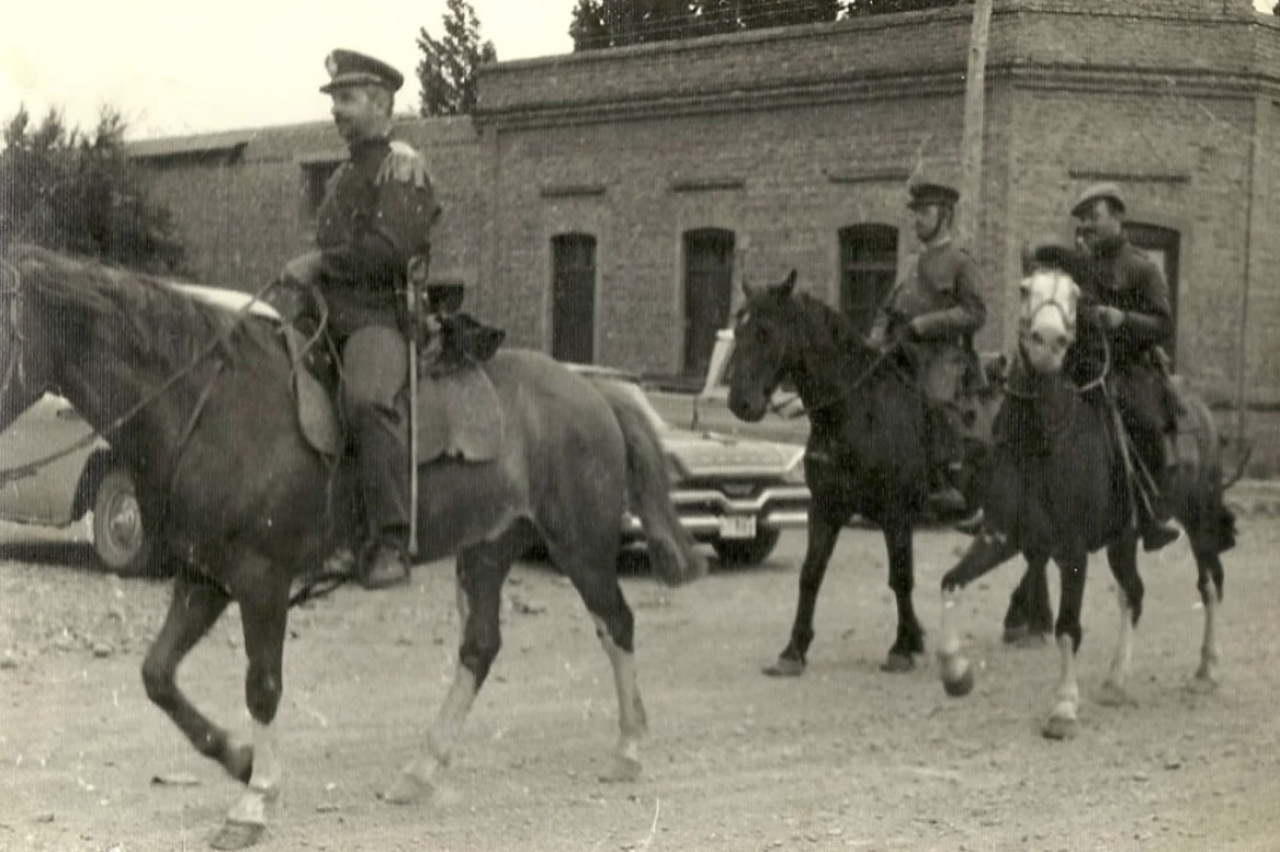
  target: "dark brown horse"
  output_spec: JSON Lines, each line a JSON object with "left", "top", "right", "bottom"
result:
{"left": 727, "top": 270, "right": 996, "bottom": 674}
{"left": 0, "top": 244, "right": 703, "bottom": 849}
{"left": 936, "top": 264, "right": 1236, "bottom": 739}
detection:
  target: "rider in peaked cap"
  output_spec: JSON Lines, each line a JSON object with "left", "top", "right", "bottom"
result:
{"left": 1070, "top": 182, "right": 1127, "bottom": 219}
{"left": 907, "top": 182, "right": 961, "bottom": 210}
{"left": 320, "top": 49, "right": 405, "bottom": 94}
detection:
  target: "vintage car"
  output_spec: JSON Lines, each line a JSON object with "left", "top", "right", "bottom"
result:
{"left": 646, "top": 328, "right": 809, "bottom": 446}
{"left": 0, "top": 393, "right": 154, "bottom": 575}
{"left": 0, "top": 281, "right": 280, "bottom": 577}
{"left": 568, "top": 364, "right": 811, "bottom": 566}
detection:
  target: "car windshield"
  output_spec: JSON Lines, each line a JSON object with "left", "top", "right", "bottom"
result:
{"left": 595, "top": 377, "right": 670, "bottom": 433}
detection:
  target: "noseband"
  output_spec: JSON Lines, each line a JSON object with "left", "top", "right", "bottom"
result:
{"left": 1019, "top": 271, "right": 1077, "bottom": 346}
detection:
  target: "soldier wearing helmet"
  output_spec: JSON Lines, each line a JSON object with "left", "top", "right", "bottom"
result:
{"left": 1070, "top": 182, "right": 1181, "bottom": 552}
{"left": 868, "top": 181, "right": 987, "bottom": 525}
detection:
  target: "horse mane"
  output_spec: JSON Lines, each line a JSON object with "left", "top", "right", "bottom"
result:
{"left": 10, "top": 243, "right": 278, "bottom": 370}
{"left": 795, "top": 291, "right": 872, "bottom": 362}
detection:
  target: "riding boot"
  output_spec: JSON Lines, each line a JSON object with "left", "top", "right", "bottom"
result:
{"left": 1138, "top": 434, "right": 1181, "bottom": 553}
{"left": 361, "top": 527, "right": 411, "bottom": 590}
{"left": 925, "top": 404, "right": 968, "bottom": 517}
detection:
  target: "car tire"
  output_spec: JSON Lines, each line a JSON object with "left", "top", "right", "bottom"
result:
{"left": 712, "top": 527, "right": 781, "bottom": 567}
{"left": 91, "top": 465, "right": 154, "bottom": 577}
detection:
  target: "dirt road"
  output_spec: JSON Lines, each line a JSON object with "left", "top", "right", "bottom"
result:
{"left": 2, "top": 516, "right": 1278, "bottom": 852}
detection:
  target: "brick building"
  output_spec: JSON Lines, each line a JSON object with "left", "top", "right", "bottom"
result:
{"left": 132, "top": 0, "right": 1280, "bottom": 465}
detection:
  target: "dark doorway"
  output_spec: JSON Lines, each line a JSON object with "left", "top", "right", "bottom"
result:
{"left": 839, "top": 224, "right": 899, "bottom": 336}
{"left": 551, "top": 233, "right": 597, "bottom": 364}
{"left": 683, "top": 228, "right": 735, "bottom": 379}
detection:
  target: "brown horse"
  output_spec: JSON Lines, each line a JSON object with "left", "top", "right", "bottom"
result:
{"left": 936, "top": 263, "right": 1236, "bottom": 739}
{"left": 0, "top": 244, "right": 704, "bottom": 849}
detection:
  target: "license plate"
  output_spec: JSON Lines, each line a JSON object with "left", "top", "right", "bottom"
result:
{"left": 719, "top": 515, "right": 757, "bottom": 539}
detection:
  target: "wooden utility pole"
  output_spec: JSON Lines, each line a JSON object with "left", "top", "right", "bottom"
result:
{"left": 958, "top": 0, "right": 994, "bottom": 247}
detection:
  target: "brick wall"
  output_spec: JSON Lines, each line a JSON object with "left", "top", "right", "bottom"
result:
{"left": 128, "top": 0, "right": 1280, "bottom": 466}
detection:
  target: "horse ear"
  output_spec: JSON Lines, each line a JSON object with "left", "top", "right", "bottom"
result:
{"left": 776, "top": 269, "right": 798, "bottom": 297}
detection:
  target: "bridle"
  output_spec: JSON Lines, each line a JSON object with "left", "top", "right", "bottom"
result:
{"left": 1019, "top": 270, "right": 1077, "bottom": 348}
{"left": 0, "top": 259, "right": 282, "bottom": 487}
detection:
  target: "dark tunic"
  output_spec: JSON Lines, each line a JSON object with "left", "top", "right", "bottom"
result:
{"left": 869, "top": 240, "right": 987, "bottom": 403}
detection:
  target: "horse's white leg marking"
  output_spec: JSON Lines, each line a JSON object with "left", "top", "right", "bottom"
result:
{"left": 936, "top": 589, "right": 973, "bottom": 695}
{"left": 1194, "top": 585, "right": 1221, "bottom": 688}
{"left": 384, "top": 582, "right": 478, "bottom": 805}
{"left": 591, "top": 614, "right": 647, "bottom": 781}
{"left": 226, "top": 720, "right": 281, "bottom": 825}
{"left": 1044, "top": 633, "right": 1080, "bottom": 739}
{"left": 1100, "top": 584, "right": 1136, "bottom": 705}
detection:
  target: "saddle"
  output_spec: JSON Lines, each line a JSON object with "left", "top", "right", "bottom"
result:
{"left": 282, "top": 311, "right": 507, "bottom": 463}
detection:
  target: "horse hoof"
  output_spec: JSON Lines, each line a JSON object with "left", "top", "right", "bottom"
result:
{"left": 1096, "top": 682, "right": 1133, "bottom": 708}
{"left": 380, "top": 772, "right": 433, "bottom": 806}
{"left": 1185, "top": 673, "right": 1219, "bottom": 695}
{"left": 940, "top": 659, "right": 975, "bottom": 697}
{"left": 1042, "top": 716, "right": 1079, "bottom": 741}
{"left": 1013, "top": 632, "right": 1050, "bottom": 650}
{"left": 880, "top": 653, "right": 915, "bottom": 673}
{"left": 1002, "top": 624, "right": 1028, "bottom": 644}
{"left": 209, "top": 819, "right": 265, "bottom": 850}
{"left": 599, "top": 755, "right": 642, "bottom": 783}
{"left": 763, "top": 658, "right": 805, "bottom": 677}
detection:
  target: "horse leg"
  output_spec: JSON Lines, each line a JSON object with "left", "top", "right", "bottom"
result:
{"left": 882, "top": 519, "right": 924, "bottom": 672}
{"left": 1190, "top": 545, "right": 1225, "bottom": 692}
{"left": 569, "top": 560, "right": 648, "bottom": 783}
{"left": 1043, "top": 554, "right": 1087, "bottom": 740}
{"left": 382, "top": 541, "right": 514, "bottom": 806}
{"left": 1003, "top": 554, "right": 1053, "bottom": 647}
{"left": 212, "top": 557, "right": 292, "bottom": 851}
{"left": 936, "top": 533, "right": 1022, "bottom": 696}
{"left": 1099, "top": 534, "right": 1143, "bottom": 707}
{"left": 141, "top": 576, "right": 250, "bottom": 779}
{"left": 763, "top": 510, "right": 842, "bottom": 677}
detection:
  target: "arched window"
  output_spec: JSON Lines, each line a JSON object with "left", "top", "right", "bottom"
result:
{"left": 551, "top": 233, "right": 596, "bottom": 364}
{"left": 1124, "top": 223, "right": 1181, "bottom": 366}
{"left": 839, "top": 224, "right": 899, "bottom": 336}
{"left": 683, "top": 228, "right": 735, "bottom": 378}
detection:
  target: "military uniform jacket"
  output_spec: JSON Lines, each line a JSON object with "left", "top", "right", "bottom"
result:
{"left": 1080, "top": 236, "right": 1173, "bottom": 370}
{"left": 313, "top": 136, "right": 441, "bottom": 336}
{"left": 869, "top": 241, "right": 986, "bottom": 347}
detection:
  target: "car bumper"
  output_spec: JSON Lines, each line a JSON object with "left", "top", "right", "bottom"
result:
{"left": 622, "top": 485, "right": 811, "bottom": 538}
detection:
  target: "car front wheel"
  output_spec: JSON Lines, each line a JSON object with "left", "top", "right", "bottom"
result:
{"left": 712, "top": 527, "right": 781, "bottom": 567}
{"left": 91, "top": 465, "right": 154, "bottom": 576}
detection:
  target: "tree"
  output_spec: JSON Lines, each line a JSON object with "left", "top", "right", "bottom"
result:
{"left": 0, "top": 106, "right": 185, "bottom": 273}
{"left": 416, "top": 0, "right": 498, "bottom": 116}
{"left": 1273, "top": 1, "right": 1278, "bottom": 15}
{"left": 571, "top": 0, "right": 841, "bottom": 51}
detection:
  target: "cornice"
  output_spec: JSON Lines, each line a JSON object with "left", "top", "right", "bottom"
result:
{"left": 476, "top": 63, "right": 1278, "bottom": 132}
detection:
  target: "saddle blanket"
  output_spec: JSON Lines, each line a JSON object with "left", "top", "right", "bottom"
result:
{"left": 281, "top": 326, "right": 505, "bottom": 463}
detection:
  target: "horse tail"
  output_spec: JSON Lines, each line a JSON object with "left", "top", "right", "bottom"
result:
{"left": 1171, "top": 379, "right": 1238, "bottom": 554}
{"left": 594, "top": 382, "right": 707, "bottom": 586}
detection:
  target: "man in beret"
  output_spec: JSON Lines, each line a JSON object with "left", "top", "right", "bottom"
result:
{"left": 1069, "top": 182, "right": 1181, "bottom": 552}
{"left": 277, "top": 49, "right": 442, "bottom": 589}
{"left": 868, "top": 181, "right": 987, "bottom": 525}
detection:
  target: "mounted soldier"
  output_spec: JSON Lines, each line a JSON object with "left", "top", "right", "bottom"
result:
{"left": 868, "top": 181, "right": 987, "bottom": 525}
{"left": 274, "top": 49, "right": 441, "bottom": 589}
{"left": 1069, "top": 182, "right": 1181, "bottom": 552}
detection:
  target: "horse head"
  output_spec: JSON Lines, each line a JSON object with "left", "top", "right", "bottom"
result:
{"left": 0, "top": 248, "right": 57, "bottom": 433}
{"left": 1018, "top": 266, "right": 1079, "bottom": 376}
{"left": 728, "top": 269, "right": 804, "bottom": 423}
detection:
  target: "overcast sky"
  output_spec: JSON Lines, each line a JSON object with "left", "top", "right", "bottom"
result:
{"left": 2, "top": 0, "right": 1274, "bottom": 141}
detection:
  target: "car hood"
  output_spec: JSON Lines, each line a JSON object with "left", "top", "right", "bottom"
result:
{"left": 660, "top": 428, "right": 803, "bottom": 478}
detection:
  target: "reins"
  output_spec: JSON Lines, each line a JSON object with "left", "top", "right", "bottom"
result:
{"left": 0, "top": 262, "right": 283, "bottom": 486}
{"left": 798, "top": 337, "right": 908, "bottom": 417}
